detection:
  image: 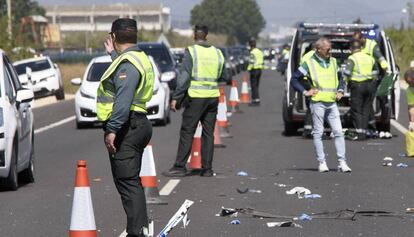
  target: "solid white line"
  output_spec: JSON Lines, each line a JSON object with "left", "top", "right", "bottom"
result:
{"left": 34, "top": 116, "right": 76, "bottom": 134}
{"left": 159, "top": 179, "right": 181, "bottom": 196}
{"left": 391, "top": 119, "right": 408, "bottom": 134}
{"left": 119, "top": 230, "right": 127, "bottom": 237}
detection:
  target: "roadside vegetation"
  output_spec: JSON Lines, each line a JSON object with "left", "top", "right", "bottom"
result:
{"left": 385, "top": 27, "right": 414, "bottom": 74}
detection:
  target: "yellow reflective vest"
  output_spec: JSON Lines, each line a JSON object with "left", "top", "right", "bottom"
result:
{"left": 348, "top": 52, "right": 375, "bottom": 82}
{"left": 187, "top": 45, "right": 224, "bottom": 98}
{"left": 247, "top": 48, "right": 264, "bottom": 71}
{"left": 407, "top": 87, "right": 414, "bottom": 106}
{"left": 306, "top": 57, "right": 338, "bottom": 103}
{"left": 362, "top": 38, "right": 389, "bottom": 70}
{"left": 96, "top": 51, "right": 154, "bottom": 121}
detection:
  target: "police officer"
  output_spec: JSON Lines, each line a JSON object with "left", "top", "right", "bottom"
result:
{"left": 290, "top": 37, "right": 351, "bottom": 173}
{"left": 162, "top": 25, "right": 228, "bottom": 177}
{"left": 353, "top": 31, "right": 391, "bottom": 138}
{"left": 247, "top": 39, "right": 264, "bottom": 106}
{"left": 98, "top": 18, "right": 154, "bottom": 237}
{"left": 344, "top": 40, "right": 378, "bottom": 140}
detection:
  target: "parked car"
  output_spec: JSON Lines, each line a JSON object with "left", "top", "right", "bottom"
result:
{"left": 14, "top": 56, "right": 65, "bottom": 100}
{"left": 138, "top": 42, "right": 179, "bottom": 92}
{"left": 0, "top": 50, "right": 35, "bottom": 190}
{"left": 283, "top": 22, "right": 400, "bottom": 135}
{"left": 71, "top": 55, "right": 170, "bottom": 128}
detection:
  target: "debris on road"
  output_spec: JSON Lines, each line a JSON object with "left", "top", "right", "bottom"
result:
{"left": 406, "top": 208, "right": 414, "bottom": 213}
{"left": 236, "top": 188, "right": 262, "bottom": 194}
{"left": 92, "top": 177, "right": 102, "bottom": 182}
{"left": 382, "top": 162, "right": 393, "bottom": 167}
{"left": 158, "top": 199, "right": 194, "bottom": 237}
{"left": 230, "top": 219, "right": 241, "bottom": 225}
{"left": 396, "top": 163, "right": 408, "bottom": 168}
{"left": 382, "top": 157, "right": 394, "bottom": 167}
{"left": 237, "top": 171, "right": 248, "bottom": 176}
{"left": 286, "top": 187, "right": 311, "bottom": 198}
{"left": 304, "top": 194, "right": 322, "bottom": 199}
{"left": 267, "top": 221, "right": 302, "bottom": 228}
{"left": 399, "top": 153, "right": 406, "bottom": 157}
{"left": 274, "top": 183, "right": 288, "bottom": 187}
{"left": 383, "top": 157, "right": 394, "bottom": 161}
{"left": 297, "top": 213, "right": 312, "bottom": 221}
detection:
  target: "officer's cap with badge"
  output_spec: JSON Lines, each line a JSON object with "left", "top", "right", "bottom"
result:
{"left": 110, "top": 18, "right": 138, "bottom": 34}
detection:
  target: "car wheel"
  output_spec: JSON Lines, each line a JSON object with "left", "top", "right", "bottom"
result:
{"left": 22, "top": 134, "right": 35, "bottom": 183}
{"left": 6, "top": 143, "right": 18, "bottom": 191}
{"left": 55, "top": 87, "right": 65, "bottom": 100}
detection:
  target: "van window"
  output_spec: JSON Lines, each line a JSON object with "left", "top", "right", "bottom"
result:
{"left": 3, "top": 64, "right": 16, "bottom": 102}
{"left": 15, "top": 59, "right": 51, "bottom": 75}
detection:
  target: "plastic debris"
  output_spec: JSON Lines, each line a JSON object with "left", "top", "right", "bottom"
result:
{"left": 382, "top": 162, "right": 393, "bottom": 167}
{"left": 286, "top": 187, "right": 311, "bottom": 198}
{"left": 230, "top": 219, "right": 240, "bottom": 225}
{"left": 406, "top": 208, "right": 414, "bottom": 213}
{"left": 298, "top": 213, "right": 312, "bottom": 221}
{"left": 217, "top": 207, "right": 238, "bottom": 217}
{"left": 158, "top": 199, "right": 194, "bottom": 237}
{"left": 237, "top": 171, "right": 248, "bottom": 176}
{"left": 304, "top": 194, "right": 322, "bottom": 199}
{"left": 383, "top": 157, "right": 394, "bottom": 161}
{"left": 237, "top": 188, "right": 262, "bottom": 194}
{"left": 275, "top": 183, "right": 287, "bottom": 187}
{"left": 397, "top": 163, "right": 408, "bottom": 168}
{"left": 267, "top": 221, "right": 302, "bottom": 228}
{"left": 399, "top": 153, "right": 407, "bottom": 157}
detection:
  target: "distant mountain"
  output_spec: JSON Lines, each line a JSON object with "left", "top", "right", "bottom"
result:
{"left": 36, "top": 0, "right": 409, "bottom": 30}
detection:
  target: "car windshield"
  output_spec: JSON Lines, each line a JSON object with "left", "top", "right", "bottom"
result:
{"left": 87, "top": 62, "right": 110, "bottom": 82}
{"left": 15, "top": 59, "right": 51, "bottom": 75}
{"left": 140, "top": 46, "right": 173, "bottom": 72}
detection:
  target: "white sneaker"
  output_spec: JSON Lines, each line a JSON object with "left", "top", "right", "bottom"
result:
{"left": 338, "top": 160, "right": 352, "bottom": 173}
{"left": 379, "top": 131, "right": 385, "bottom": 139}
{"left": 385, "top": 132, "right": 392, "bottom": 139}
{"left": 318, "top": 161, "right": 329, "bottom": 172}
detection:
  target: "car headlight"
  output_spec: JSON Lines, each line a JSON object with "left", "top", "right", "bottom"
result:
{"left": 161, "top": 71, "right": 176, "bottom": 82}
{"left": 80, "top": 89, "right": 95, "bottom": 99}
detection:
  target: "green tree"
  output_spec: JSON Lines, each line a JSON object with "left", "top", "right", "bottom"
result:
{"left": 190, "top": 0, "right": 265, "bottom": 44}
{"left": 0, "top": 0, "right": 45, "bottom": 24}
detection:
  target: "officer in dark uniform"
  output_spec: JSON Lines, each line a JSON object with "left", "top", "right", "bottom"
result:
{"left": 97, "top": 18, "right": 155, "bottom": 237}
{"left": 162, "top": 25, "right": 228, "bottom": 177}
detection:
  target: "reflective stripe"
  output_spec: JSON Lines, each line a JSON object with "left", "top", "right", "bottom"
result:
{"left": 193, "top": 77, "right": 217, "bottom": 82}
{"left": 319, "top": 88, "right": 337, "bottom": 92}
{"left": 97, "top": 96, "right": 114, "bottom": 103}
{"left": 192, "top": 46, "right": 198, "bottom": 79}
{"left": 308, "top": 59, "right": 321, "bottom": 89}
{"left": 128, "top": 52, "right": 148, "bottom": 100}
{"left": 216, "top": 48, "right": 223, "bottom": 78}
{"left": 190, "top": 85, "right": 218, "bottom": 90}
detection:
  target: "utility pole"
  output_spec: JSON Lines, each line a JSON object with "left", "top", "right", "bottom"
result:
{"left": 7, "top": 0, "right": 12, "bottom": 40}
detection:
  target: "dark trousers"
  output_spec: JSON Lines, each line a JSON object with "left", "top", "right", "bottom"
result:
{"left": 249, "top": 69, "right": 262, "bottom": 101}
{"left": 378, "top": 96, "right": 391, "bottom": 132}
{"left": 350, "top": 80, "right": 376, "bottom": 131}
{"left": 174, "top": 97, "right": 218, "bottom": 170}
{"left": 109, "top": 113, "right": 152, "bottom": 236}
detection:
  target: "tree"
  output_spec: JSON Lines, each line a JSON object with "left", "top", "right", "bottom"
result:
{"left": 0, "top": 0, "right": 45, "bottom": 24}
{"left": 190, "top": 0, "right": 266, "bottom": 44}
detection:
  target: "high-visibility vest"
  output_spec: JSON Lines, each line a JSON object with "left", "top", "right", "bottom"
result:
{"left": 306, "top": 56, "right": 338, "bottom": 103}
{"left": 301, "top": 50, "right": 315, "bottom": 81}
{"left": 362, "top": 38, "right": 389, "bottom": 70}
{"left": 247, "top": 48, "right": 264, "bottom": 71}
{"left": 96, "top": 51, "right": 154, "bottom": 121}
{"left": 407, "top": 87, "right": 414, "bottom": 106}
{"left": 187, "top": 45, "right": 224, "bottom": 98}
{"left": 348, "top": 52, "right": 375, "bottom": 82}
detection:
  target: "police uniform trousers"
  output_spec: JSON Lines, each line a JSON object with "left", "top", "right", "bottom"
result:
{"left": 350, "top": 80, "right": 376, "bottom": 132}
{"left": 174, "top": 97, "right": 218, "bottom": 170}
{"left": 108, "top": 112, "right": 152, "bottom": 236}
{"left": 249, "top": 69, "right": 262, "bottom": 101}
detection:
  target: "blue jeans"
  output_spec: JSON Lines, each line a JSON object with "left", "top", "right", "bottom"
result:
{"left": 310, "top": 102, "right": 346, "bottom": 163}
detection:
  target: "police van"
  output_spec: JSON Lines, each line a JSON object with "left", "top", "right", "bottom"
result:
{"left": 283, "top": 23, "right": 400, "bottom": 135}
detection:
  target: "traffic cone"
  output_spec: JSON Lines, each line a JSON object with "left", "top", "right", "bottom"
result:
{"left": 229, "top": 79, "right": 242, "bottom": 113}
{"left": 140, "top": 144, "right": 168, "bottom": 205}
{"left": 240, "top": 72, "right": 250, "bottom": 104}
{"left": 214, "top": 120, "right": 226, "bottom": 148}
{"left": 217, "top": 88, "right": 233, "bottom": 138}
{"left": 221, "top": 87, "right": 232, "bottom": 118}
{"left": 69, "top": 160, "right": 97, "bottom": 237}
{"left": 188, "top": 122, "right": 202, "bottom": 170}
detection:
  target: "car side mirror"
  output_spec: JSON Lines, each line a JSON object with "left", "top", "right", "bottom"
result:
{"left": 71, "top": 78, "right": 82, "bottom": 86}
{"left": 25, "top": 67, "right": 32, "bottom": 80}
{"left": 54, "top": 63, "right": 59, "bottom": 69}
{"left": 16, "top": 89, "right": 34, "bottom": 104}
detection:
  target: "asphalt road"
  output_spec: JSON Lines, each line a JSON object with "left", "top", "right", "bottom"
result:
{"left": 1, "top": 70, "right": 414, "bottom": 237}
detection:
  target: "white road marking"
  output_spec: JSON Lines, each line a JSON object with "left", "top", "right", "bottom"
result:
{"left": 391, "top": 119, "right": 408, "bottom": 134}
{"left": 34, "top": 116, "right": 76, "bottom": 134}
{"left": 159, "top": 179, "right": 181, "bottom": 196}
{"left": 119, "top": 230, "right": 127, "bottom": 237}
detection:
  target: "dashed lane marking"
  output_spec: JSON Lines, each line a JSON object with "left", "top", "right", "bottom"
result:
{"left": 159, "top": 179, "right": 181, "bottom": 196}
{"left": 34, "top": 116, "right": 76, "bottom": 134}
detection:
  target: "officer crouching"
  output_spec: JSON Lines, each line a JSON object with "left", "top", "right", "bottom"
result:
{"left": 97, "top": 18, "right": 154, "bottom": 237}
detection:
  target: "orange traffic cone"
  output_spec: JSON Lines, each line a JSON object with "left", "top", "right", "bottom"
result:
{"left": 69, "top": 160, "right": 97, "bottom": 237}
{"left": 140, "top": 144, "right": 168, "bottom": 205}
{"left": 214, "top": 120, "right": 226, "bottom": 148}
{"left": 240, "top": 72, "right": 250, "bottom": 104}
{"left": 188, "top": 123, "right": 202, "bottom": 170}
{"left": 229, "top": 79, "right": 242, "bottom": 113}
{"left": 217, "top": 88, "right": 232, "bottom": 138}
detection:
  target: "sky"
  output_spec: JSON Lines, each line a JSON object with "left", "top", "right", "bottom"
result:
{"left": 36, "top": 0, "right": 411, "bottom": 31}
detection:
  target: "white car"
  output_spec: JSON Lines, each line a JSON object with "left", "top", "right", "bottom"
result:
{"left": 14, "top": 56, "right": 65, "bottom": 100}
{"left": 0, "top": 50, "right": 35, "bottom": 190}
{"left": 71, "top": 55, "right": 171, "bottom": 128}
